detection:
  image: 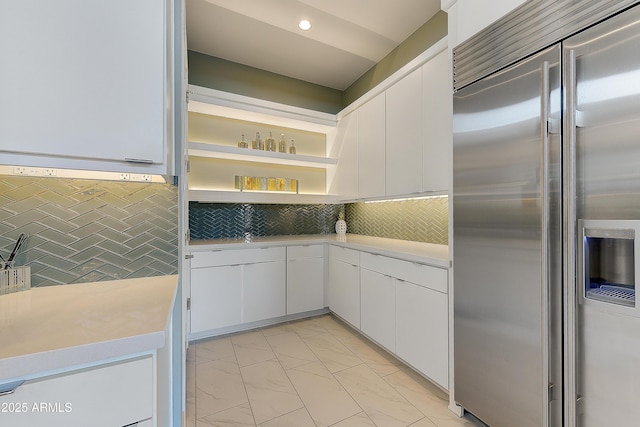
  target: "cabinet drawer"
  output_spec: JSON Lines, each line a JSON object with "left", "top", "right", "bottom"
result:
{"left": 329, "top": 245, "right": 360, "bottom": 265}
{"left": 360, "top": 252, "right": 447, "bottom": 293}
{"left": 287, "top": 244, "right": 324, "bottom": 259}
{"left": 1, "top": 356, "right": 153, "bottom": 427}
{"left": 191, "top": 247, "right": 286, "bottom": 268}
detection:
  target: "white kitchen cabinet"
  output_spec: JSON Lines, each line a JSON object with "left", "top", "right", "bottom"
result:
{"left": 243, "top": 260, "right": 286, "bottom": 322}
{"left": 190, "top": 265, "right": 242, "bottom": 333}
{"left": 0, "top": 356, "right": 153, "bottom": 427}
{"left": 0, "top": 0, "right": 172, "bottom": 174}
{"left": 360, "top": 268, "right": 396, "bottom": 352}
{"left": 328, "top": 246, "right": 361, "bottom": 328}
{"left": 189, "top": 247, "right": 286, "bottom": 335}
{"left": 396, "top": 277, "right": 449, "bottom": 390}
{"left": 287, "top": 245, "right": 325, "bottom": 314}
{"left": 331, "top": 111, "right": 359, "bottom": 200}
{"left": 385, "top": 67, "right": 423, "bottom": 196}
{"left": 422, "top": 49, "right": 451, "bottom": 193}
{"left": 357, "top": 93, "right": 386, "bottom": 198}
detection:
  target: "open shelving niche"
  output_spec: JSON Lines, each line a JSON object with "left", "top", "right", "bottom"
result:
{"left": 187, "top": 85, "right": 341, "bottom": 204}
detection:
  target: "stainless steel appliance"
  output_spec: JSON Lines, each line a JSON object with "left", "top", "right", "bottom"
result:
{"left": 452, "top": 1, "right": 640, "bottom": 426}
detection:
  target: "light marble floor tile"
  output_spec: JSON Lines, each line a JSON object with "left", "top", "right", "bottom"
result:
{"left": 287, "top": 361, "right": 362, "bottom": 427}
{"left": 429, "top": 415, "right": 486, "bottom": 427}
{"left": 383, "top": 367, "right": 456, "bottom": 421}
{"left": 258, "top": 407, "right": 315, "bottom": 427}
{"left": 335, "top": 363, "right": 424, "bottom": 427}
{"left": 314, "top": 314, "right": 358, "bottom": 341}
{"left": 409, "top": 417, "right": 438, "bottom": 427}
{"left": 196, "top": 336, "right": 235, "bottom": 365}
{"left": 196, "top": 357, "right": 248, "bottom": 419}
{"left": 290, "top": 317, "right": 329, "bottom": 338}
{"left": 240, "top": 359, "right": 303, "bottom": 424}
{"left": 197, "top": 403, "right": 256, "bottom": 427}
{"left": 186, "top": 345, "right": 197, "bottom": 427}
{"left": 302, "top": 332, "right": 363, "bottom": 373}
{"left": 341, "top": 334, "right": 402, "bottom": 377}
{"left": 261, "top": 322, "right": 296, "bottom": 337}
{"left": 331, "top": 411, "right": 378, "bottom": 427}
{"left": 265, "top": 331, "right": 318, "bottom": 370}
{"left": 231, "top": 331, "right": 277, "bottom": 367}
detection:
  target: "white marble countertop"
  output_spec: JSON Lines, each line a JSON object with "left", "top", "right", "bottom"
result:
{"left": 189, "top": 234, "right": 449, "bottom": 268}
{"left": 0, "top": 275, "right": 178, "bottom": 381}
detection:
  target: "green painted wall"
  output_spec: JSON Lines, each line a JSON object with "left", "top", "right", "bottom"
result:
{"left": 187, "top": 10, "right": 447, "bottom": 113}
{"left": 343, "top": 11, "right": 448, "bottom": 106}
{"left": 188, "top": 52, "right": 344, "bottom": 114}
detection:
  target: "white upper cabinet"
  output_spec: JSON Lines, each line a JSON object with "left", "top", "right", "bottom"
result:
{"left": 422, "top": 49, "right": 451, "bottom": 193}
{"left": 446, "top": 0, "right": 527, "bottom": 46}
{"left": 385, "top": 67, "right": 423, "bottom": 196}
{"left": 0, "top": 0, "right": 172, "bottom": 174}
{"left": 330, "top": 111, "right": 359, "bottom": 200}
{"left": 357, "top": 93, "right": 386, "bottom": 199}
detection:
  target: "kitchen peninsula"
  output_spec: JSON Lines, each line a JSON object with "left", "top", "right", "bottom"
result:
{"left": 0, "top": 275, "right": 178, "bottom": 427}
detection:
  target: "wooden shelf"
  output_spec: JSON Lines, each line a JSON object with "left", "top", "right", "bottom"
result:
{"left": 189, "top": 189, "right": 339, "bottom": 205}
{"left": 188, "top": 142, "right": 337, "bottom": 168}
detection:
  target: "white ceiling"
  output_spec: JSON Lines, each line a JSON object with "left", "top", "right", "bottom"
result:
{"left": 186, "top": 0, "right": 442, "bottom": 90}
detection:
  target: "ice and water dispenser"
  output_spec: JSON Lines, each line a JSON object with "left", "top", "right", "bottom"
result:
{"left": 580, "top": 220, "right": 638, "bottom": 312}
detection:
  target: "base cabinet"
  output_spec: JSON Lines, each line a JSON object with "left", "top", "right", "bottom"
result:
{"left": 0, "top": 357, "right": 153, "bottom": 427}
{"left": 243, "top": 260, "right": 286, "bottom": 323}
{"left": 191, "top": 265, "right": 242, "bottom": 333}
{"left": 328, "top": 247, "right": 361, "bottom": 328}
{"left": 287, "top": 245, "right": 325, "bottom": 314}
{"left": 360, "top": 268, "right": 396, "bottom": 352}
{"left": 396, "top": 280, "right": 448, "bottom": 389}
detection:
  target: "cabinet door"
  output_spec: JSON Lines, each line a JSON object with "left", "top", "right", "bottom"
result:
{"left": 243, "top": 261, "right": 286, "bottom": 323}
{"left": 287, "top": 257, "right": 325, "bottom": 314}
{"left": 422, "top": 50, "right": 452, "bottom": 192}
{"left": 328, "top": 257, "right": 361, "bottom": 328}
{"left": 396, "top": 280, "right": 448, "bottom": 389}
{"left": 358, "top": 93, "right": 386, "bottom": 198}
{"left": 360, "top": 268, "right": 396, "bottom": 352}
{"left": 331, "top": 111, "right": 359, "bottom": 199}
{"left": 385, "top": 67, "right": 423, "bottom": 196}
{"left": 190, "top": 265, "right": 242, "bottom": 333}
{"left": 0, "top": 1, "right": 166, "bottom": 169}
{"left": 1, "top": 357, "right": 153, "bottom": 427}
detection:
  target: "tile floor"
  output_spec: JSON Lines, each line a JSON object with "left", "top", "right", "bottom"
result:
{"left": 186, "top": 314, "right": 485, "bottom": 427}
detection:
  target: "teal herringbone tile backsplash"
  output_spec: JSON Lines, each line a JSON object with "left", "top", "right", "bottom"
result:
{"left": 345, "top": 197, "right": 449, "bottom": 245}
{"left": 0, "top": 176, "right": 178, "bottom": 287}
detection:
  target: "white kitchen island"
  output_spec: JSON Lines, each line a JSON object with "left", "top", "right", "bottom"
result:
{"left": 0, "top": 275, "right": 178, "bottom": 427}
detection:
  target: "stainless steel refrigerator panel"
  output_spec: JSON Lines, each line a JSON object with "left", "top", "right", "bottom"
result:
{"left": 564, "top": 7, "right": 640, "bottom": 426}
{"left": 453, "top": 45, "right": 562, "bottom": 427}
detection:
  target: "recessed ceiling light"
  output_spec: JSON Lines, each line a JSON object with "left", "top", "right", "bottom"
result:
{"left": 298, "top": 19, "right": 311, "bottom": 31}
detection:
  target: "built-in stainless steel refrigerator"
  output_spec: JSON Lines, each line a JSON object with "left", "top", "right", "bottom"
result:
{"left": 452, "top": 1, "right": 640, "bottom": 426}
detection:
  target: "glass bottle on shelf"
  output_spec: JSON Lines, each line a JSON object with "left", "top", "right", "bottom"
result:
{"left": 266, "top": 132, "right": 276, "bottom": 151}
{"left": 237, "top": 133, "right": 248, "bottom": 149}
{"left": 254, "top": 131, "right": 264, "bottom": 150}
{"left": 289, "top": 139, "right": 296, "bottom": 154}
{"left": 278, "top": 133, "right": 287, "bottom": 153}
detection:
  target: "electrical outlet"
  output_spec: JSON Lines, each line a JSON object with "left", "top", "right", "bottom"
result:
{"left": 43, "top": 168, "right": 57, "bottom": 177}
{"left": 13, "top": 167, "right": 27, "bottom": 175}
{"left": 120, "top": 173, "right": 130, "bottom": 181}
{"left": 141, "top": 174, "right": 152, "bottom": 182}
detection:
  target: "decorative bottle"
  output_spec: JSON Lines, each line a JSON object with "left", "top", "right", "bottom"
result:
{"left": 335, "top": 211, "right": 347, "bottom": 235}
{"left": 289, "top": 139, "right": 296, "bottom": 154}
{"left": 237, "top": 134, "right": 248, "bottom": 149}
{"left": 266, "top": 132, "right": 276, "bottom": 151}
{"left": 278, "top": 133, "right": 287, "bottom": 153}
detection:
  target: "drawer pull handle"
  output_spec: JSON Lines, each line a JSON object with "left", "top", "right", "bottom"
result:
{"left": 0, "top": 380, "right": 25, "bottom": 396}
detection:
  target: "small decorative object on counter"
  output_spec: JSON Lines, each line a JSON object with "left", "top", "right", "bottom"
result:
{"left": 237, "top": 133, "right": 248, "bottom": 149}
{"left": 278, "top": 133, "right": 287, "bottom": 153}
{"left": 289, "top": 139, "right": 296, "bottom": 154}
{"left": 266, "top": 132, "right": 276, "bottom": 152}
{"left": 335, "top": 211, "right": 347, "bottom": 235}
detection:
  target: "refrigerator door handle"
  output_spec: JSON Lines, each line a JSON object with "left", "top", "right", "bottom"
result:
{"left": 540, "top": 60, "right": 552, "bottom": 427}
{"left": 564, "top": 47, "right": 579, "bottom": 427}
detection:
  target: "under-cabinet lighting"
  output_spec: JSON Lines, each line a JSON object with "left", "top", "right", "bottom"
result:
{"left": 364, "top": 195, "right": 448, "bottom": 204}
{"left": 0, "top": 165, "right": 167, "bottom": 183}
